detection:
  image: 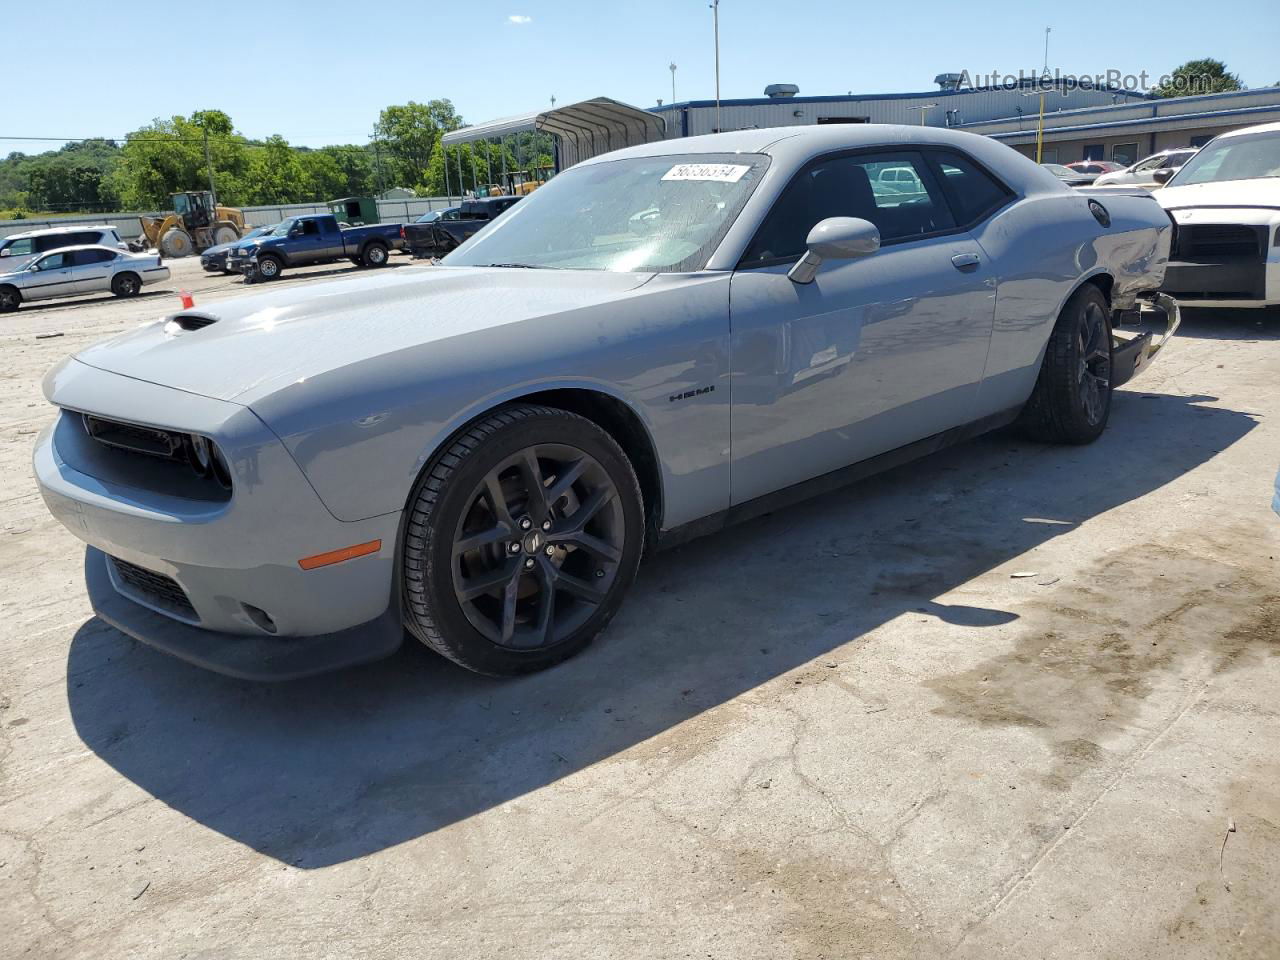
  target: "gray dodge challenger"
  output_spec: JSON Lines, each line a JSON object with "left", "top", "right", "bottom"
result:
{"left": 34, "top": 125, "right": 1178, "bottom": 679}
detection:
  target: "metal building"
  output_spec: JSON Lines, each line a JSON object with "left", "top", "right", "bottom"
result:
{"left": 651, "top": 77, "right": 1145, "bottom": 138}
{"left": 960, "top": 87, "right": 1280, "bottom": 165}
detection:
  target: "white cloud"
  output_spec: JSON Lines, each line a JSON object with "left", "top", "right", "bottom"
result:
{"left": 507, "top": 14, "right": 532, "bottom": 23}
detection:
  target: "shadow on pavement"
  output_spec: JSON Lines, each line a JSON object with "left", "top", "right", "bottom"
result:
{"left": 66, "top": 391, "right": 1256, "bottom": 867}
{"left": 1172, "top": 305, "right": 1280, "bottom": 341}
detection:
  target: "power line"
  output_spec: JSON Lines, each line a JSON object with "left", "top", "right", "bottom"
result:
{"left": 0, "top": 135, "right": 377, "bottom": 148}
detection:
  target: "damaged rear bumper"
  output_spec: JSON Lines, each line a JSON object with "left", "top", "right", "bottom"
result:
{"left": 1112, "top": 293, "right": 1181, "bottom": 388}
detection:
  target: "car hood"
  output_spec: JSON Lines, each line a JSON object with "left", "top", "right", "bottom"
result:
{"left": 201, "top": 240, "right": 240, "bottom": 257}
{"left": 71, "top": 266, "right": 655, "bottom": 404}
{"left": 1156, "top": 177, "right": 1280, "bottom": 211}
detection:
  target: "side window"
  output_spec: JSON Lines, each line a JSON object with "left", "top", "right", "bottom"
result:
{"left": 72, "top": 249, "right": 114, "bottom": 266}
{"left": 742, "top": 152, "right": 955, "bottom": 264}
{"left": 927, "top": 151, "right": 1013, "bottom": 227}
{"left": 3, "top": 238, "right": 35, "bottom": 256}
{"left": 35, "top": 234, "right": 71, "bottom": 253}
{"left": 72, "top": 231, "right": 99, "bottom": 246}
{"left": 35, "top": 252, "right": 69, "bottom": 270}
{"left": 302, "top": 220, "right": 320, "bottom": 236}
{"left": 1132, "top": 156, "right": 1163, "bottom": 172}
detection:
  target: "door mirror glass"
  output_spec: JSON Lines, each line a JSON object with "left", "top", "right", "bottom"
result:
{"left": 788, "top": 217, "right": 880, "bottom": 284}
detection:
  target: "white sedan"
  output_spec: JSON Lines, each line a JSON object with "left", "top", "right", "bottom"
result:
{"left": 0, "top": 245, "right": 169, "bottom": 312}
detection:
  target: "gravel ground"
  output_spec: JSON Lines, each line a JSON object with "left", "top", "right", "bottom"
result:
{"left": 1, "top": 260, "right": 1278, "bottom": 959}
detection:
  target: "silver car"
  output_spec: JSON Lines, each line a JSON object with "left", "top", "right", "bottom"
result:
{"left": 0, "top": 224, "right": 128, "bottom": 272}
{"left": 0, "top": 245, "right": 169, "bottom": 312}
{"left": 34, "top": 124, "right": 1178, "bottom": 680}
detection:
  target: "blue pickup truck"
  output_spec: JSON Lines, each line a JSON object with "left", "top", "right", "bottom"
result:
{"left": 226, "top": 214, "right": 405, "bottom": 281}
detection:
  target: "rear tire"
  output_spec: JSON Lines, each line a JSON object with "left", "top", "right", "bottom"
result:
{"left": 401, "top": 404, "right": 644, "bottom": 676}
{"left": 212, "top": 225, "right": 239, "bottom": 246}
{"left": 1017, "top": 284, "right": 1113, "bottom": 444}
{"left": 111, "top": 273, "right": 141, "bottom": 298}
{"left": 0, "top": 285, "right": 20, "bottom": 312}
{"left": 361, "top": 242, "right": 389, "bottom": 268}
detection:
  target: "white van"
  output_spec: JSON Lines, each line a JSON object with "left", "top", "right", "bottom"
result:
{"left": 0, "top": 225, "right": 128, "bottom": 272}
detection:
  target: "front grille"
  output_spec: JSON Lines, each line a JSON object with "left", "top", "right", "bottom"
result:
{"left": 82, "top": 414, "right": 184, "bottom": 461}
{"left": 1177, "top": 224, "right": 1266, "bottom": 260}
{"left": 111, "top": 557, "right": 198, "bottom": 620}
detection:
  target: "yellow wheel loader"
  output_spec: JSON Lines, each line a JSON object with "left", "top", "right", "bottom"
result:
{"left": 137, "top": 192, "right": 246, "bottom": 258}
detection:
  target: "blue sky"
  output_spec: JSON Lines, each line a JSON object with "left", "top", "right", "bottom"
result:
{"left": 5, "top": 0, "right": 1277, "bottom": 150}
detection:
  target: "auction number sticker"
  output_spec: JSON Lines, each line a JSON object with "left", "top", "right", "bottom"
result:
{"left": 661, "top": 163, "right": 750, "bottom": 183}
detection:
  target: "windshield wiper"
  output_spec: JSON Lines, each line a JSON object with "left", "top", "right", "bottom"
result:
{"left": 481, "top": 262, "right": 554, "bottom": 269}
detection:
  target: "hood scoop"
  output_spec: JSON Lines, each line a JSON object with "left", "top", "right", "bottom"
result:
{"left": 164, "top": 311, "right": 218, "bottom": 333}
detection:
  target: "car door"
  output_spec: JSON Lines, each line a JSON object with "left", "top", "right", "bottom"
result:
{"left": 728, "top": 149, "right": 998, "bottom": 505}
{"left": 295, "top": 219, "right": 329, "bottom": 263}
{"left": 70, "top": 248, "right": 116, "bottom": 293}
{"left": 23, "top": 251, "right": 77, "bottom": 300}
{"left": 316, "top": 217, "right": 345, "bottom": 261}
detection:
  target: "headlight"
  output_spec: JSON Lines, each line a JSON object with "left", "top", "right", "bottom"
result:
{"left": 186, "top": 434, "right": 212, "bottom": 475}
{"left": 185, "top": 434, "right": 231, "bottom": 490}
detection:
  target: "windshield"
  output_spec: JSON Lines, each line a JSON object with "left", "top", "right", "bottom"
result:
{"left": 1042, "top": 164, "right": 1073, "bottom": 176}
{"left": 269, "top": 219, "right": 297, "bottom": 237}
{"left": 443, "top": 153, "right": 770, "bottom": 272}
{"left": 247, "top": 225, "right": 277, "bottom": 239}
{"left": 1170, "top": 131, "right": 1280, "bottom": 186}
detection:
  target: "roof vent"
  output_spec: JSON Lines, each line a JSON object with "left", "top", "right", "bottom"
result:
{"left": 764, "top": 83, "right": 799, "bottom": 98}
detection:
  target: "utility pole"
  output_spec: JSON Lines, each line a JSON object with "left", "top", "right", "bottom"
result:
{"left": 669, "top": 62, "right": 677, "bottom": 103}
{"left": 710, "top": 1, "right": 721, "bottom": 131}
{"left": 202, "top": 126, "right": 216, "bottom": 207}
{"left": 373, "top": 138, "right": 385, "bottom": 197}
{"left": 1043, "top": 26, "right": 1052, "bottom": 75}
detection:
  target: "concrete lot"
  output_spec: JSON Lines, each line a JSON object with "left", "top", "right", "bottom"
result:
{"left": 1, "top": 257, "right": 1278, "bottom": 959}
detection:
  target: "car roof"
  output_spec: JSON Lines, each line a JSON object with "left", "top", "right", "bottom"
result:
{"left": 578, "top": 123, "right": 1057, "bottom": 195}
{"left": 34, "top": 243, "right": 126, "bottom": 255}
{"left": 1215, "top": 120, "right": 1280, "bottom": 140}
{"left": 4, "top": 224, "right": 115, "bottom": 240}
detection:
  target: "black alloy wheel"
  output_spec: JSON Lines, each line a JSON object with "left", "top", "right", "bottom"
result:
{"left": 401, "top": 404, "right": 644, "bottom": 676}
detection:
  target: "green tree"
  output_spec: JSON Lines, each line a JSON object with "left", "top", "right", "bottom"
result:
{"left": 373, "top": 99, "right": 465, "bottom": 191}
{"left": 1152, "top": 59, "right": 1243, "bottom": 98}
{"left": 107, "top": 110, "right": 249, "bottom": 208}
{"left": 244, "top": 135, "right": 307, "bottom": 204}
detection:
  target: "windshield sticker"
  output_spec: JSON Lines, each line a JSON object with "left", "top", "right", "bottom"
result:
{"left": 661, "top": 163, "right": 750, "bottom": 183}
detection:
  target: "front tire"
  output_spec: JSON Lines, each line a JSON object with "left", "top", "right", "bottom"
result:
{"left": 111, "top": 272, "right": 141, "bottom": 298}
{"left": 402, "top": 404, "right": 644, "bottom": 676}
{"left": 1018, "top": 284, "right": 1113, "bottom": 444}
{"left": 0, "top": 285, "right": 20, "bottom": 312}
{"left": 256, "top": 255, "right": 283, "bottom": 280}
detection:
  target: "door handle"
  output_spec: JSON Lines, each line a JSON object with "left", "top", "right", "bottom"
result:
{"left": 951, "top": 253, "right": 981, "bottom": 270}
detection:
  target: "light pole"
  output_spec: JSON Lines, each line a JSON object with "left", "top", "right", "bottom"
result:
{"left": 1043, "top": 26, "right": 1051, "bottom": 75}
{"left": 1021, "top": 88, "right": 1048, "bottom": 163}
{"left": 709, "top": 1, "right": 720, "bottom": 132}
{"left": 669, "top": 62, "right": 677, "bottom": 103}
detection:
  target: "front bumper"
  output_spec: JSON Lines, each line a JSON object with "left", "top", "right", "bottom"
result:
{"left": 86, "top": 547, "right": 403, "bottom": 680}
{"left": 35, "top": 361, "right": 406, "bottom": 679}
{"left": 1161, "top": 259, "right": 1277, "bottom": 307}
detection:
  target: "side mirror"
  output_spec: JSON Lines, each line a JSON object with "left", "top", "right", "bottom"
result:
{"left": 1152, "top": 168, "right": 1174, "bottom": 184}
{"left": 0, "top": 248, "right": 10, "bottom": 257}
{"left": 788, "top": 217, "right": 880, "bottom": 284}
